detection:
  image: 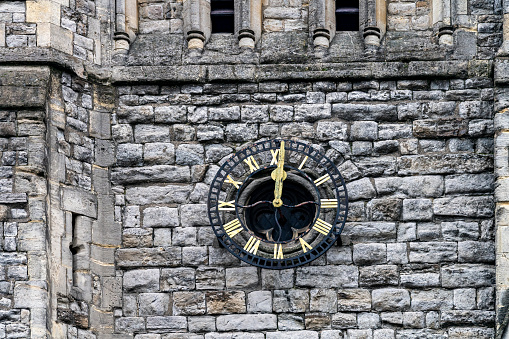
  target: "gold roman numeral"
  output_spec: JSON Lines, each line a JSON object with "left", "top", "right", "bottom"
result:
{"left": 274, "top": 243, "right": 284, "bottom": 259}
{"left": 314, "top": 174, "right": 331, "bottom": 186}
{"left": 244, "top": 156, "right": 260, "bottom": 173}
{"left": 244, "top": 236, "right": 260, "bottom": 254}
{"left": 313, "top": 218, "right": 332, "bottom": 235}
{"left": 299, "top": 238, "right": 313, "bottom": 253}
{"left": 298, "top": 156, "right": 308, "bottom": 170}
{"left": 218, "top": 200, "right": 236, "bottom": 211}
{"left": 270, "top": 149, "right": 279, "bottom": 165}
{"left": 226, "top": 175, "right": 242, "bottom": 189}
{"left": 320, "top": 199, "right": 338, "bottom": 209}
{"left": 223, "top": 218, "right": 242, "bottom": 238}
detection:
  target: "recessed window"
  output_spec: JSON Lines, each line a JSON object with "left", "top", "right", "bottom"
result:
{"left": 336, "top": 0, "right": 359, "bottom": 31}
{"left": 211, "top": 0, "right": 235, "bottom": 33}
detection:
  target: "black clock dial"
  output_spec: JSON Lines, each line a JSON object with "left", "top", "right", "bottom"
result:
{"left": 207, "top": 139, "right": 348, "bottom": 269}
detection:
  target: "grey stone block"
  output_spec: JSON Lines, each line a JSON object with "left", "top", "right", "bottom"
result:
{"left": 433, "top": 196, "right": 494, "bottom": 217}
{"left": 61, "top": 187, "right": 97, "bottom": 218}
{"left": 247, "top": 291, "right": 272, "bottom": 313}
{"left": 225, "top": 123, "right": 258, "bottom": 142}
{"left": 296, "top": 266, "right": 358, "bottom": 288}
{"left": 144, "top": 143, "right": 175, "bottom": 165}
{"left": 143, "top": 207, "right": 179, "bottom": 228}
{"left": 176, "top": 144, "right": 205, "bottom": 166}
{"left": 316, "top": 121, "right": 348, "bottom": 141}
{"left": 353, "top": 243, "right": 387, "bottom": 265}
{"left": 359, "top": 265, "right": 399, "bottom": 287}
{"left": 294, "top": 104, "right": 331, "bottom": 122}
{"left": 273, "top": 289, "right": 309, "bottom": 313}
{"left": 337, "top": 289, "right": 371, "bottom": 311}
{"left": 266, "top": 331, "right": 319, "bottom": 339}
{"left": 400, "top": 273, "right": 440, "bottom": 288}
{"left": 216, "top": 314, "right": 277, "bottom": 331}
{"left": 409, "top": 242, "right": 457, "bottom": 263}
{"left": 209, "top": 106, "right": 240, "bottom": 121}
{"left": 226, "top": 267, "right": 258, "bottom": 289}
{"left": 441, "top": 264, "right": 495, "bottom": 287}
{"left": 402, "top": 199, "right": 433, "bottom": 221}
{"left": 154, "top": 105, "right": 187, "bottom": 123}
{"left": 351, "top": 121, "right": 378, "bottom": 141}
{"left": 342, "top": 222, "right": 397, "bottom": 242}
{"left": 458, "top": 241, "right": 495, "bottom": 263}
{"left": 111, "top": 165, "right": 191, "bottom": 185}
{"left": 146, "top": 316, "right": 187, "bottom": 331}
{"left": 126, "top": 185, "right": 192, "bottom": 205}
{"left": 173, "top": 291, "right": 205, "bottom": 315}
{"left": 347, "top": 178, "right": 376, "bottom": 201}
{"left": 372, "top": 289, "right": 410, "bottom": 311}
{"left": 117, "top": 248, "right": 181, "bottom": 267}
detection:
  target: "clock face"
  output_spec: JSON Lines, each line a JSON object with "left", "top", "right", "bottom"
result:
{"left": 207, "top": 139, "right": 348, "bottom": 269}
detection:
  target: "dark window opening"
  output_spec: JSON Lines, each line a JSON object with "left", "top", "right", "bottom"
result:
{"left": 211, "top": 0, "right": 235, "bottom": 33}
{"left": 336, "top": 0, "right": 359, "bottom": 31}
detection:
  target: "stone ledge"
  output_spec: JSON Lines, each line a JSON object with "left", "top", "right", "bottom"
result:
{"left": 0, "top": 48, "right": 493, "bottom": 84}
{"left": 112, "top": 60, "right": 483, "bottom": 84}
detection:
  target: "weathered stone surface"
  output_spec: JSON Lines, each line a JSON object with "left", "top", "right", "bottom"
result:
{"left": 146, "top": 316, "right": 187, "bottom": 331}
{"left": 337, "top": 289, "right": 371, "bottom": 311}
{"left": 372, "top": 289, "right": 410, "bottom": 311}
{"left": 123, "top": 269, "right": 160, "bottom": 293}
{"left": 342, "top": 222, "right": 397, "bottom": 242}
{"left": 374, "top": 176, "right": 443, "bottom": 198}
{"left": 409, "top": 242, "right": 457, "bottom": 263}
{"left": 116, "top": 248, "right": 181, "bottom": 267}
{"left": 398, "top": 154, "right": 492, "bottom": 175}
{"left": 216, "top": 314, "right": 277, "bottom": 331}
{"left": 139, "top": 293, "right": 170, "bottom": 316}
{"left": 413, "top": 119, "right": 468, "bottom": 138}
{"left": 411, "top": 289, "right": 453, "bottom": 311}
{"left": 126, "top": 185, "right": 192, "bottom": 204}
{"left": 296, "top": 266, "right": 358, "bottom": 288}
{"left": 332, "top": 104, "right": 398, "bottom": 121}
{"left": 143, "top": 207, "right": 179, "bottom": 228}
{"left": 458, "top": 241, "right": 495, "bottom": 263}
{"left": 273, "top": 289, "right": 309, "bottom": 313}
{"left": 225, "top": 267, "right": 259, "bottom": 289}
{"left": 441, "top": 264, "right": 495, "bottom": 287}
{"left": 433, "top": 196, "right": 494, "bottom": 217}
{"left": 173, "top": 292, "right": 206, "bottom": 315}
{"left": 206, "top": 291, "right": 245, "bottom": 314}
{"left": 359, "top": 265, "right": 399, "bottom": 287}
{"left": 247, "top": 291, "right": 272, "bottom": 313}
{"left": 353, "top": 243, "right": 386, "bottom": 265}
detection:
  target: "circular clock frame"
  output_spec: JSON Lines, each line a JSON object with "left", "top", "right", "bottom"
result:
{"left": 207, "top": 139, "right": 348, "bottom": 269}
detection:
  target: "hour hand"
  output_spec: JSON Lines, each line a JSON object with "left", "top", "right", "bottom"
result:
{"left": 271, "top": 141, "right": 287, "bottom": 207}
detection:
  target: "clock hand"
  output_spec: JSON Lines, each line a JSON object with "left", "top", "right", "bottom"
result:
{"left": 271, "top": 141, "right": 287, "bottom": 208}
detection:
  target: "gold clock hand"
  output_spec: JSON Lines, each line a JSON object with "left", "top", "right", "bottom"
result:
{"left": 271, "top": 141, "right": 287, "bottom": 207}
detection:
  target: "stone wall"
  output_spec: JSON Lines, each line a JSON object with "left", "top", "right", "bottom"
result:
{"left": 45, "top": 70, "right": 122, "bottom": 338}
{"left": 110, "top": 75, "right": 496, "bottom": 338}
{"left": 0, "top": 66, "right": 50, "bottom": 338}
{"left": 0, "top": 0, "right": 107, "bottom": 64}
{"left": 0, "top": 0, "right": 507, "bottom": 336}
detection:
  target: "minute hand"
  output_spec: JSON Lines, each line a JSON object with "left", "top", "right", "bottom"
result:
{"left": 272, "top": 141, "right": 287, "bottom": 208}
